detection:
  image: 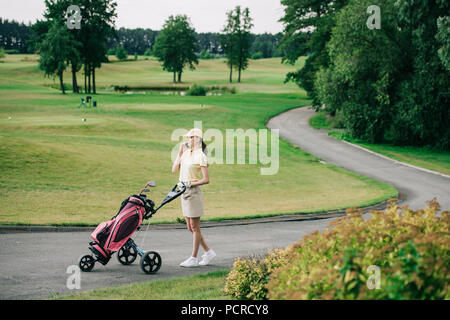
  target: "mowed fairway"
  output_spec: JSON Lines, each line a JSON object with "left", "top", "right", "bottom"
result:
{"left": 0, "top": 55, "right": 397, "bottom": 225}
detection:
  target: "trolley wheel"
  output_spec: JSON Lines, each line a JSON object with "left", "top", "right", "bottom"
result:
{"left": 78, "top": 254, "right": 95, "bottom": 272}
{"left": 140, "top": 251, "right": 162, "bottom": 274}
{"left": 117, "top": 245, "right": 138, "bottom": 265}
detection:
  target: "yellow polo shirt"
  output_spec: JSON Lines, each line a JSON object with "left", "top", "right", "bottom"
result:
{"left": 179, "top": 149, "right": 208, "bottom": 182}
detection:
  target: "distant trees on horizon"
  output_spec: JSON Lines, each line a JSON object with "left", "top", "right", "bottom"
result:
{"left": 0, "top": 17, "right": 284, "bottom": 60}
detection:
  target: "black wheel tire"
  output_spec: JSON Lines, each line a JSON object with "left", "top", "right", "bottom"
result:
{"left": 78, "top": 254, "right": 95, "bottom": 272}
{"left": 117, "top": 245, "right": 138, "bottom": 265}
{"left": 140, "top": 251, "right": 162, "bottom": 274}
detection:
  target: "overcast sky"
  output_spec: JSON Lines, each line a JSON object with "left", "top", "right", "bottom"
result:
{"left": 0, "top": 0, "right": 286, "bottom": 34}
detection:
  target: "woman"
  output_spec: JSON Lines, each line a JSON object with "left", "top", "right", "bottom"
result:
{"left": 172, "top": 128, "right": 216, "bottom": 267}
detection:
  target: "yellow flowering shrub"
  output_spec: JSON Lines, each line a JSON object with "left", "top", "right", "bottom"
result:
{"left": 224, "top": 199, "right": 449, "bottom": 300}
{"left": 223, "top": 248, "right": 289, "bottom": 300}
{"left": 267, "top": 199, "right": 449, "bottom": 299}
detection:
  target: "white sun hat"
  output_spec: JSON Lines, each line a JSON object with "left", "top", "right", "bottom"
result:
{"left": 183, "top": 128, "right": 203, "bottom": 139}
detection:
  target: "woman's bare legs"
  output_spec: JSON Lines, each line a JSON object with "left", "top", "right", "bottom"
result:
{"left": 185, "top": 217, "right": 210, "bottom": 258}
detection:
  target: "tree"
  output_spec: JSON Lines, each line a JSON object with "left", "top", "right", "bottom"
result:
{"left": 41, "top": 0, "right": 117, "bottom": 94}
{"left": 436, "top": 16, "right": 450, "bottom": 72}
{"left": 76, "top": 0, "right": 117, "bottom": 94}
{"left": 38, "top": 21, "right": 80, "bottom": 94}
{"left": 143, "top": 48, "right": 152, "bottom": 56}
{"left": 391, "top": 0, "right": 450, "bottom": 149}
{"left": 29, "top": 19, "right": 50, "bottom": 53}
{"left": 153, "top": 15, "right": 198, "bottom": 83}
{"left": 107, "top": 27, "right": 158, "bottom": 55}
{"left": 197, "top": 32, "right": 223, "bottom": 55}
{"left": 115, "top": 45, "right": 128, "bottom": 61}
{"left": 0, "top": 18, "right": 34, "bottom": 53}
{"left": 221, "top": 10, "right": 239, "bottom": 83}
{"left": 315, "top": 0, "right": 402, "bottom": 142}
{"left": 251, "top": 37, "right": 273, "bottom": 58}
{"left": 38, "top": 0, "right": 82, "bottom": 93}
{"left": 69, "top": 50, "right": 82, "bottom": 93}
{"left": 314, "top": 0, "right": 449, "bottom": 149}
{"left": 221, "top": 6, "right": 253, "bottom": 83}
{"left": 279, "top": 0, "right": 347, "bottom": 107}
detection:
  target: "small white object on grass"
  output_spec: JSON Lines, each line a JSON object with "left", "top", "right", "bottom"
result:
{"left": 82, "top": 118, "right": 86, "bottom": 122}
{"left": 8, "top": 117, "right": 12, "bottom": 120}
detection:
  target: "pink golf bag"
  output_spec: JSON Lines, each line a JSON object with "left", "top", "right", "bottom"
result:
{"left": 89, "top": 195, "right": 147, "bottom": 264}
{"left": 78, "top": 182, "right": 186, "bottom": 274}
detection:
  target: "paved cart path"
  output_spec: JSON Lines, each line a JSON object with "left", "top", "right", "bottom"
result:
{"left": 267, "top": 106, "right": 450, "bottom": 210}
{"left": 0, "top": 218, "right": 334, "bottom": 299}
{"left": 1, "top": 106, "right": 448, "bottom": 299}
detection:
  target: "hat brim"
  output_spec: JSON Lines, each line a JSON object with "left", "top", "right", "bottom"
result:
{"left": 183, "top": 135, "right": 202, "bottom": 139}
{"left": 183, "top": 129, "right": 203, "bottom": 139}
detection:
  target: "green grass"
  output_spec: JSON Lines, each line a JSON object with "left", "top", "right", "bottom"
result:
{"left": 308, "top": 111, "right": 329, "bottom": 129}
{"left": 329, "top": 132, "right": 450, "bottom": 176}
{"left": 55, "top": 270, "right": 230, "bottom": 300}
{"left": 0, "top": 54, "right": 305, "bottom": 94}
{"left": 0, "top": 54, "right": 397, "bottom": 226}
{"left": 309, "top": 111, "right": 450, "bottom": 176}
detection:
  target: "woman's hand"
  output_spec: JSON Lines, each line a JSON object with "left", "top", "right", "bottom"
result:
{"left": 179, "top": 142, "right": 187, "bottom": 157}
{"left": 172, "top": 143, "right": 186, "bottom": 173}
{"left": 177, "top": 181, "right": 191, "bottom": 189}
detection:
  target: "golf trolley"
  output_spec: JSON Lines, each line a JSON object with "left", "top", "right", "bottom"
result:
{"left": 78, "top": 181, "right": 186, "bottom": 274}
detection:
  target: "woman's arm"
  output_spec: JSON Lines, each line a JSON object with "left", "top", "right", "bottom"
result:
{"left": 191, "top": 166, "right": 210, "bottom": 187}
{"left": 172, "top": 155, "right": 181, "bottom": 173}
{"left": 172, "top": 143, "right": 186, "bottom": 173}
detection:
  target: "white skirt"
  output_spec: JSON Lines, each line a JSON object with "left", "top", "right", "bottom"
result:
{"left": 181, "top": 186, "right": 204, "bottom": 218}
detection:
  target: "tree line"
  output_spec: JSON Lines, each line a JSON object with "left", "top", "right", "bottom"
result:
{"left": 9, "top": 2, "right": 277, "bottom": 90}
{"left": 106, "top": 28, "right": 282, "bottom": 60}
{"left": 0, "top": 17, "right": 283, "bottom": 59}
{"left": 280, "top": 0, "right": 449, "bottom": 150}
{"left": 0, "top": 18, "right": 34, "bottom": 53}
{"left": 1, "top": 3, "right": 282, "bottom": 89}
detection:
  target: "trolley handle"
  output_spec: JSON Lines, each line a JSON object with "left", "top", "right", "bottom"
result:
{"left": 143, "top": 183, "right": 187, "bottom": 220}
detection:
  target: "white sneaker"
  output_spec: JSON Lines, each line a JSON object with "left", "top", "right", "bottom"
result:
{"left": 199, "top": 249, "right": 216, "bottom": 266}
{"left": 179, "top": 256, "right": 198, "bottom": 267}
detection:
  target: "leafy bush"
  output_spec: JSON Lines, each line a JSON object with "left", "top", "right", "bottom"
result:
{"left": 224, "top": 199, "right": 449, "bottom": 300}
{"left": 327, "top": 110, "right": 345, "bottom": 129}
{"left": 144, "top": 48, "right": 152, "bottom": 56}
{"left": 4, "top": 49, "right": 19, "bottom": 54}
{"left": 224, "top": 249, "right": 288, "bottom": 300}
{"left": 115, "top": 46, "right": 128, "bottom": 61}
{"left": 199, "top": 50, "right": 212, "bottom": 59}
{"left": 186, "top": 84, "right": 207, "bottom": 96}
{"left": 267, "top": 199, "right": 449, "bottom": 299}
{"left": 251, "top": 51, "right": 263, "bottom": 60}
{"left": 176, "top": 217, "right": 186, "bottom": 224}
